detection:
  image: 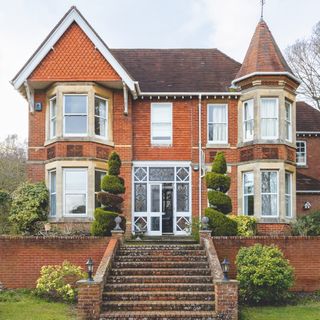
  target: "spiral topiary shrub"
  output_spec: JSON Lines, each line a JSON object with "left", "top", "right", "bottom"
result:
{"left": 91, "top": 151, "right": 126, "bottom": 236}
{"left": 205, "top": 208, "right": 237, "bottom": 236}
{"left": 236, "top": 244, "right": 294, "bottom": 305}
{"left": 206, "top": 152, "right": 232, "bottom": 215}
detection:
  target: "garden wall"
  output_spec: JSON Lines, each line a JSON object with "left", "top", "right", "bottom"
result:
{"left": 213, "top": 236, "right": 320, "bottom": 292}
{"left": 0, "top": 236, "right": 110, "bottom": 289}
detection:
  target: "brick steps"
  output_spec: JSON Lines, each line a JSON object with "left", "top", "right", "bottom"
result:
{"left": 103, "top": 291, "right": 214, "bottom": 301}
{"left": 121, "top": 244, "right": 202, "bottom": 250}
{"left": 107, "top": 275, "right": 213, "bottom": 283}
{"left": 102, "top": 300, "right": 215, "bottom": 312}
{"left": 99, "top": 310, "right": 217, "bottom": 320}
{"left": 113, "top": 261, "right": 209, "bottom": 269}
{"left": 118, "top": 249, "right": 206, "bottom": 256}
{"left": 110, "top": 268, "right": 211, "bottom": 276}
{"left": 115, "top": 255, "right": 208, "bottom": 262}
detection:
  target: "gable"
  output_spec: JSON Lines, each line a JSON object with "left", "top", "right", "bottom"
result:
{"left": 29, "top": 22, "right": 120, "bottom": 82}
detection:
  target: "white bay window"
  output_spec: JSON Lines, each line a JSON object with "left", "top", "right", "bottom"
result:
{"left": 243, "top": 99, "right": 254, "bottom": 141}
{"left": 49, "top": 97, "right": 57, "bottom": 139}
{"left": 285, "top": 172, "right": 293, "bottom": 218}
{"left": 208, "top": 104, "right": 228, "bottom": 143}
{"left": 261, "top": 171, "right": 278, "bottom": 217}
{"left": 243, "top": 172, "right": 254, "bottom": 216}
{"left": 151, "top": 103, "right": 172, "bottom": 145}
{"left": 260, "top": 98, "right": 278, "bottom": 139}
{"left": 285, "top": 100, "right": 292, "bottom": 142}
{"left": 95, "top": 96, "right": 108, "bottom": 138}
{"left": 49, "top": 170, "right": 56, "bottom": 217}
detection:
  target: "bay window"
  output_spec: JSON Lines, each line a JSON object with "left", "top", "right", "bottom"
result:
{"left": 49, "top": 170, "right": 56, "bottom": 216}
{"left": 49, "top": 97, "right": 57, "bottom": 139}
{"left": 151, "top": 103, "right": 172, "bottom": 145}
{"left": 260, "top": 98, "right": 278, "bottom": 139}
{"left": 208, "top": 104, "right": 228, "bottom": 143}
{"left": 296, "top": 141, "right": 306, "bottom": 165}
{"left": 63, "top": 95, "right": 88, "bottom": 136}
{"left": 63, "top": 168, "right": 87, "bottom": 215}
{"left": 95, "top": 96, "right": 108, "bottom": 138}
{"left": 285, "top": 172, "right": 293, "bottom": 218}
{"left": 243, "top": 99, "right": 254, "bottom": 141}
{"left": 243, "top": 172, "right": 254, "bottom": 216}
{"left": 285, "top": 100, "right": 292, "bottom": 142}
{"left": 261, "top": 171, "right": 278, "bottom": 217}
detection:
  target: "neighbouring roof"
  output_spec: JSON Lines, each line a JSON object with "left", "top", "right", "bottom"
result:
{"left": 296, "top": 101, "right": 320, "bottom": 132}
{"left": 111, "top": 49, "right": 241, "bottom": 93}
{"left": 235, "top": 19, "right": 293, "bottom": 80}
{"left": 297, "top": 172, "right": 320, "bottom": 192}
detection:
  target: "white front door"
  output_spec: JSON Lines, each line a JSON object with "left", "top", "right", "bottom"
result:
{"left": 148, "top": 183, "right": 162, "bottom": 236}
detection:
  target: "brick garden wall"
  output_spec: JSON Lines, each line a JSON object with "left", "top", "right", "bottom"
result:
{"left": 213, "top": 236, "right": 320, "bottom": 292}
{"left": 0, "top": 236, "right": 110, "bottom": 289}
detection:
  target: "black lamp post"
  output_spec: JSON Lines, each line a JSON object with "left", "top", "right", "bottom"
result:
{"left": 86, "top": 258, "right": 94, "bottom": 281}
{"left": 221, "top": 258, "right": 230, "bottom": 281}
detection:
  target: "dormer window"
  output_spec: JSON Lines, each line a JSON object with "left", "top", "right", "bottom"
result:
{"left": 260, "top": 98, "right": 278, "bottom": 139}
{"left": 63, "top": 94, "right": 88, "bottom": 136}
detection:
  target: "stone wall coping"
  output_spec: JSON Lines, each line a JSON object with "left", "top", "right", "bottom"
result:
{"left": 77, "top": 279, "right": 101, "bottom": 286}
{"left": 0, "top": 235, "right": 109, "bottom": 240}
{"left": 212, "top": 236, "right": 320, "bottom": 240}
{"left": 215, "top": 279, "right": 239, "bottom": 285}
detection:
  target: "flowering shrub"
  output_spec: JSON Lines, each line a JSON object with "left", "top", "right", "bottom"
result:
{"left": 229, "top": 215, "right": 257, "bottom": 236}
{"left": 36, "top": 261, "right": 86, "bottom": 303}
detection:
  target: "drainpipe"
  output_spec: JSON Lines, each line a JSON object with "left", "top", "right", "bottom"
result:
{"left": 123, "top": 81, "right": 128, "bottom": 115}
{"left": 198, "top": 94, "right": 202, "bottom": 223}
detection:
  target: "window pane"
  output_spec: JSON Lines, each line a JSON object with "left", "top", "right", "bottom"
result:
{"left": 177, "top": 183, "right": 189, "bottom": 212}
{"left": 261, "top": 172, "right": 277, "bottom": 193}
{"left": 211, "top": 105, "right": 227, "bottom": 122}
{"left": 244, "top": 120, "right": 254, "bottom": 140}
{"left": 261, "top": 119, "right": 277, "bottom": 138}
{"left": 50, "top": 171, "right": 56, "bottom": 217}
{"left": 65, "top": 115, "right": 87, "bottom": 134}
{"left": 65, "top": 194, "right": 86, "bottom": 214}
{"left": 50, "top": 98, "right": 56, "bottom": 117}
{"left": 50, "top": 194, "right": 56, "bottom": 216}
{"left": 212, "top": 124, "right": 227, "bottom": 142}
{"left": 149, "top": 167, "right": 175, "bottom": 181}
{"left": 65, "top": 95, "right": 87, "bottom": 113}
{"left": 261, "top": 99, "right": 277, "bottom": 117}
{"left": 50, "top": 171, "right": 56, "bottom": 193}
{"left": 151, "top": 185, "right": 160, "bottom": 212}
{"left": 296, "top": 142, "right": 306, "bottom": 164}
{"left": 95, "top": 97, "right": 107, "bottom": 118}
{"left": 152, "top": 123, "right": 171, "bottom": 140}
{"left": 244, "top": 100, "right": 254, "bottom": 120}
{"left": 243, "top": 172, "right": 254, "bottom": 194}
{"left": 152, "top": 104, "right": 171, "bottom": 123}
{"left": 95, "top": 116, "right": 106, "bottom": 137}
{"left": 65, "top": 170, "right": 87, "bottom": 192}
{"left": 208, "top": 105, "right": 227, "bottom": 142}
{"left": 261, "top": 194, "right": 277, "bottom": 216}
{"left": 50, "top": 119, "right": 56, "bottom": 138}
{"left": 134, "top": 183, "right": 147, "bottom": 212}
{"left": 95, "top": 171, "right": 106, "bottom": 192}
{"left": 151, "top": 216, "right": 160, "bottom": 231}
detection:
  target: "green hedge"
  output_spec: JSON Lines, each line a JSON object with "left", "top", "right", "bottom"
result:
{"left": 205, "top": 208, "right": 237, "bottom": 236}
{"left": 207, "top": 190, "right": 232, "bottom": 214}
{"left": 292, "top": 211, "right": 320, "bottom": 236}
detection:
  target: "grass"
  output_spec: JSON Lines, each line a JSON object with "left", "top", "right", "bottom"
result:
{"left": 240, "top": 301, "right": 320, "bottom": 320}
{"left": 0, "top": 290, "right": 76, "bottom": 320}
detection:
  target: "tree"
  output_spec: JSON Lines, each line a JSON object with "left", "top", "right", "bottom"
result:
{"left": 91, "top": 152, "right": 126, "bottom": 236}
{"left": 286, "top": 21, "right": 320, "bottom": 109}
{"left": 0, "top": 134, "right": 27, "bottom": 192}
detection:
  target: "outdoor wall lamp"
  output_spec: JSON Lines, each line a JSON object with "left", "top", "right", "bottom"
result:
{"left": 86, "top": 258, "right": 94, "bottom": 281}
{"left": 221, "top": 258, "right": 230, "bottom": 281}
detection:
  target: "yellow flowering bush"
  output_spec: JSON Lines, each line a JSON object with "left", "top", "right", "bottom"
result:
{"left": 229, "top": 215, "right": 257, "bottom": 236}
{"left": 36, "top": 261, "right": 86, "bottom": 303}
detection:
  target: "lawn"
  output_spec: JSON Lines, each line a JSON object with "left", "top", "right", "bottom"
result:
{"left": 0, "top": 290, "right": 76, "bottom": 320}
{"left": 240, "top": 301, "right": 320, "bottom": 320}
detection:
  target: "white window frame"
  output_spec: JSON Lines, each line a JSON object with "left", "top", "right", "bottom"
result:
{"left": 94, "top": 95, "right": 108, "bottom": 139}
{"left": 260, "top": 97, "right": 279, "bottom": 140}
{"left": 243, "top": 99, "right": 254, "bottom": 142}
{"left": 261, "top": 170, "right": 279, "bottom": 218}
{"left": 296, "top": 141, "right": 307, "bottom": 166}
{"left": 285, "top": 100, "right": 292, "bottom": 142}
{"left": 63, "top": 94, "right": 88, "bottom": 137}
{"left": 285, "top": 172, "right": 293, "bottom": 218}
{"left": 63, "top": 168, "right": 88, "bottom": 217}
{"left": 151, "top": 103, "right": 173, "bottom": 145}
{"left": 49, "top": 170, "right": 56, "bottom": 217}
{"left": 49, "top": 96, "right": 57, "bottom": 139}
{"left": 243, "top": 171, "right": 254, "bottom": 216}
{"left": 207, "top": 104, "right": 228, "bottom": 144}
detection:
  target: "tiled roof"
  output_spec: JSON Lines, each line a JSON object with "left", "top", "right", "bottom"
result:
{"left": 297, "top": 172, "right": 320, "bottom": 192}
{"left": 235, "top": 20, "right": 292, "bottom": 80}
{"left": 111, "top": 49, "right": 241, "bottom": 93}
{"left": 296, "top": 101, "right": 320, "bottom": 132}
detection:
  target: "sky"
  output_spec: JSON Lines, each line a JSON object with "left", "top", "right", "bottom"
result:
{"left": 0, "top": 0, "right": 319, "bottom": 141}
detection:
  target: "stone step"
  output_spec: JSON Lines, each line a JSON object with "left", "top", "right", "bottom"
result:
{"left": 104, "top": 283, "right": 214, "bottom": 292}
{"left": 99, "top": 310, "right": 217, "bottom": 320}
{"left": 121, "top": 244, "right": 202, "bottom": 250}
{"left": 103, "top": 291, "right": 215, "bottom": 302}
{"left": 112, "top": 261, "right": 209, "bottom": 269}
{"left": 118, "top": 249, "right": 206, "bottom": 256}
{"left": 102, "top": 300, "right": 215, "bottom": 312}
{"left": 115, "top": 255, "right": 208, "bottom": 262}
{"left": 110, "top": 268, "right": 212, "bottom": 276}
{"left": 107, "top": 275, "right": 213, "bottom": 284}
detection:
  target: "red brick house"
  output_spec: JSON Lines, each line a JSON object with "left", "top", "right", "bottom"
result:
{"left": 11, "top": 7, "right": 300, "bottom": 235}
{"left": 296, "top": 101, "right": 320, "bottom": 216}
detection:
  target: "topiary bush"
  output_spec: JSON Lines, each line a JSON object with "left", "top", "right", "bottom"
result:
{"left": 91, "top": 152, "right": 126, "bottom": 236}
{"left": 206, "top": 152, "right": 232, "bottom": 215}
{"left": 0, "top": 190, "right": 11, "bottom": 234}
{"left": 205, "top": 208, "right": 237, "bottom": 236}
{"left": 36, "top": 261, "right": 86, "bottom": 303}
{"left": 9, "top": 182, "right": 49, "bottom": 234}
{"left": 292, "top": 211, "right": 320, "bottom": 236}
{"left": 236, "top": 244, "right": 294, "bottom": 305}
{"left": 229, "top": 215, "right": 257, "bottom": 236}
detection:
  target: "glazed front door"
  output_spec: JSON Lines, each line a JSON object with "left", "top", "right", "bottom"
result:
{"left": 148, "top": 184, "right": 162, "bottom": 235}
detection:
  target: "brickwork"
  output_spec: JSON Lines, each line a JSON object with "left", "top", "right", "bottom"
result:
{"left": 212, "top": 236, "right": 320, "bottom": 291}
{"left": 257, "top": 223, "right": 291, "bottom": 235}
{"left": 0, "top": 236, "right": 110, "bottom": 289}
{"left": 297, "top": 193, "right": 320, "bottom": 216}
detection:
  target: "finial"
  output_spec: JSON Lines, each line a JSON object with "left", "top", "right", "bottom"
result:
{"left": 260, "top": 0, "right": 266, "bottom": 20}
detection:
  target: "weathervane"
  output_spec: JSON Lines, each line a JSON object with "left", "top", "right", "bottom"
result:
{"left": 260, "top": 0, "right": 266, "bottom": 20}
